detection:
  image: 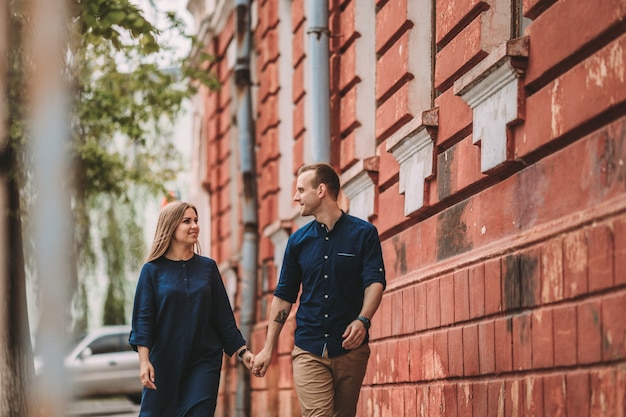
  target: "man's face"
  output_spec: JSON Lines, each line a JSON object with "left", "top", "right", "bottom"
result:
{"left": 293, "top": 170, "right": 321, "bottom": 217}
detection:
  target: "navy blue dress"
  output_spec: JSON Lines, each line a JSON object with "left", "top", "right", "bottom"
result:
{"left": 129, "top": 254, "right": 245, "bottom": 416}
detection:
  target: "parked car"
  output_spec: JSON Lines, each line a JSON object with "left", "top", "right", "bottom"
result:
{"left": 36, "top": 325, "right": 142, "bottom": 404}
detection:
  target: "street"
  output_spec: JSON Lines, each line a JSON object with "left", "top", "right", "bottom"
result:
{"left": 66, "top": 397, "right": 140, "bottom": 417}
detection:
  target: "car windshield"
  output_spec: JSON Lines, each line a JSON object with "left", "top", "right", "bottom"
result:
{"left": 87, "top": 333, "right": 133, "bottom": 355}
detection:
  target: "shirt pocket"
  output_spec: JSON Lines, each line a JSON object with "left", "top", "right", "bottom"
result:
{"left": 335, "top": 251, "right": 359, "bottom": 276}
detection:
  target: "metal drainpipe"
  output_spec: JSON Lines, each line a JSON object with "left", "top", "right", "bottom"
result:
{"left": 307, "top": 0, "right": 331, "bottom": 163}
{"left": 234, "top": 1, "right": 257, "bottom": 416}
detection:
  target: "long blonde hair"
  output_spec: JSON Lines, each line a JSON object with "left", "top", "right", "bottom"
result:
{"left": 146, "top": 201, "right": 201, "bottom": 262}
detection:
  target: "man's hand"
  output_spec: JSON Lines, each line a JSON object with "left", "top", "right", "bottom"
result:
{"left": 341, "top": 320, "right": 367, "bottom": 350}
{"left": 251, "top": 347, "right": 272, "bottom": 377}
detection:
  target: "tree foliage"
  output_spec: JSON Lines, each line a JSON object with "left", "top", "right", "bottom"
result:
{"left": 11, "top": 0, "right": 218, "bottom": 334}
{"left": 66, "top": 0, "right": 216, "bottom": 330}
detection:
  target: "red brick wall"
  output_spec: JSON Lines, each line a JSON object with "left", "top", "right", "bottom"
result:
{"left": 197, "top": 0, "right": 626, "bottom": 415}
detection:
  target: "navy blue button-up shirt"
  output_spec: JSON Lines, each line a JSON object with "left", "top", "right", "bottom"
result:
{"left": 274, "top": 212, "right": 386, "bottom": 358}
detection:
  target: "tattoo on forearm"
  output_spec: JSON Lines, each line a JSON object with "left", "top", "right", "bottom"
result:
{"left": 274, "top": 309, "right": 288, "bottom": 324}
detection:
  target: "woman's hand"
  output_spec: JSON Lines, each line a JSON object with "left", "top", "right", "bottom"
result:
{"left": 241, "top": 350, "right": 255, "bottom": 370}
{"left": 137, "top": 346, "right": 157, "bottom": 390}
{"left": 139, "top": 360, "right": 156, "bottom": 390}
{"left": 251, "top": 347, "right": 272, "bottom": 377}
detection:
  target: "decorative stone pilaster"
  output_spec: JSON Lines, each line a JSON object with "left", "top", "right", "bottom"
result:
{"left": 386, "top": 109, "right": 438, "bottom": 216}
{"left": 341, "top": 157, "right": 379, "bottom": 221}
{"left": 454, "top": 37, "right": 529, "bottom": 173}
{"left": 265, "top": 219, "right": 293, "bottom": 278}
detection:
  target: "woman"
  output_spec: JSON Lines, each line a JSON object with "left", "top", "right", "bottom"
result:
{"left": 130, "top": 201, "right": 253, "bottom": 416}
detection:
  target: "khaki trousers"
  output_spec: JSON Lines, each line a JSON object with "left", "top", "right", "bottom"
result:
{"left": 291, "top": 344, "right": 370, "bottom": 417}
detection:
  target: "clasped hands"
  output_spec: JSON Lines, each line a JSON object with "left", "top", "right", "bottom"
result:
{"left": 248, "top": 319, "right": 367, "bottom": 378}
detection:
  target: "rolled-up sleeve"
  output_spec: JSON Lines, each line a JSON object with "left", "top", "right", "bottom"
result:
{"left": 362, "top": 226, "right": 386, "bottom": 290}
{"left": 274, "top": 237, "right": 302, "bottom": 303}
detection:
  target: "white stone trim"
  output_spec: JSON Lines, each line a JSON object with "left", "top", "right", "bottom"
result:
{"left": 342, "top": 165, "right": 376, "bottom": 221}
{"left": 455, "top": 37, "right": 529, "bottom": 173}
{"left": 266, "top": 221, "right": 291, "bottom": 279}
{"left": 387, "top": 128, "right": 434, "bottom": 216}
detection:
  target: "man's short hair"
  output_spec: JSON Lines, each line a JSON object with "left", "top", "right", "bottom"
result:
{"left": 297, "top": 163, "right": 340, "bottom": 200}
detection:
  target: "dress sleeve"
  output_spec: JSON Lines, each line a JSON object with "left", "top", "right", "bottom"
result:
{"left": 129, "top": 263, "right": 156, "bottom": 351}
{"left": 209, "top": 262, "right": 246, "bottom": 356}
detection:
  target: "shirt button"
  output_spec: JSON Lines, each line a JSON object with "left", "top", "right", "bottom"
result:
{"left": 324, "top": 334, "right": 329, "bottom": 337}
{"left": 324, "top": 274, "right": 328, "bottom": 279}
{"left": 324, "top": 294, "right": 329, "bottom": 299}
{"left": 324, "top": 314, "right": 328, "bottom": 318}
{"left": 324, "top": 255, "right": 328, "bottom": 259}
{"left": 325, "top": 236, "right": 329, "bottom": 240}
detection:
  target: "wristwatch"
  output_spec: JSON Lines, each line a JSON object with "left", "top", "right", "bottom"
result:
{"left": 238, "top": 347, "right": 250, "bottom": 359}
{"left": 356, "top": 315, "right": 371, "bottom": 330}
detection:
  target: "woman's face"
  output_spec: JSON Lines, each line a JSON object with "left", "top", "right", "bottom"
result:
{"left": 172, "top": 207, "right": 199, "bottom": 246}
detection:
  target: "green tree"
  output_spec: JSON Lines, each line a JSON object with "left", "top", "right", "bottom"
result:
{"left": 66, "top": 0, "right": 216, "bottom": 330}
{"left": 18, "top": 0, "right": 216, "bottom": 335}
{"left": 3, "top": 0, "right": 218, "bottom": 414}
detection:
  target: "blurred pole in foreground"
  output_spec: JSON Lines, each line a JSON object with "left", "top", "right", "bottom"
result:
{"left": 24, "top": 0, "right": 73, "bottom": 415}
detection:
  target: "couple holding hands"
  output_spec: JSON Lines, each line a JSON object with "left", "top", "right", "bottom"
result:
{"left": 129, "top": 163, "right": 385, "bottom": 417}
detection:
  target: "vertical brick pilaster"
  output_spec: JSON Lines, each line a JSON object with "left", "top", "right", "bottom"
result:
{"left": 427, "top": 279, "right": 442, "bottom": 329}
{"left": 463, "top": 324, "right": 479, "bottom": 377}
{"left": 473, "top": 381, "right": 488, "bottom": 417}
{"left": 531, "top": 308, "right": 554, "bottom": 369}
{"left": 563, "top": 229, "right": 588, "bottom": 298}
{"left": 495, "top": 316, "right": 513, "bottom": 373}
{"left": 524, "top": 376, "right": 544, "bottom": 417}
{"left": 543, "top": 374, "right": 566, "bottom": 417}
{"left": 454, "top": 269, "right": 470, "bottom": 323}
{"left": 485, "top": 258, "right": 502, "bottom": 314}
{"left": 577, "top": 299, "right": 602, "bottom": 364}
{"left": 479, "top": 320, "right": 496, "bottom": 375}
{"left": 469, "top": 263, "right": 486, "bottom": 319}
{"left": 409, "top": 334, "right": 423, "bottom": 382}
{"left": 448, "top": 327, "right": 464, "bottom": 377}
{"left": 433, "top": 330, "right": 449, "bottom": 379}
{"left": 512, "top": 312, "right": 532, "bottom": 371}
{"left": 601, "top": 290, "right": 626, "bottom": 361}
{"left": 457, "top": 382, "right": 473, "bottom": 417}
{"left": 416, "top": 282, "right": 428, "bottom": 331}
{"left": 565, "top": 371, "right": 590, "bottom": 417}
{"left": 614, "top": 217, "right": 626, "bottom": 285}
{"left": 441, "top": 274, "right": 455, "bottom": 326}
{"left": 588, "top": 224, "right": 614, "bottom": 292}
{"left": 541, "top": 238, "right": 564, "bottom": 304}
{"left": 553, "top": 304, "right": 577, "bottom": 367}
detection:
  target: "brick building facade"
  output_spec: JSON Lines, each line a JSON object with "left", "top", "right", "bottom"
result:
{"left": 186, "top": 0, "right": 626, "bottom": 415}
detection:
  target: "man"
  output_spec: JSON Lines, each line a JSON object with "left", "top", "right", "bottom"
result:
{"left": 252, "top": 163, "right": 386, "bottom": 417}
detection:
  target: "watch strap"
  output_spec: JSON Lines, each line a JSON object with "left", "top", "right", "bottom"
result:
{"left": 357, "top": 315, "right": 371, "bottom": 330}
